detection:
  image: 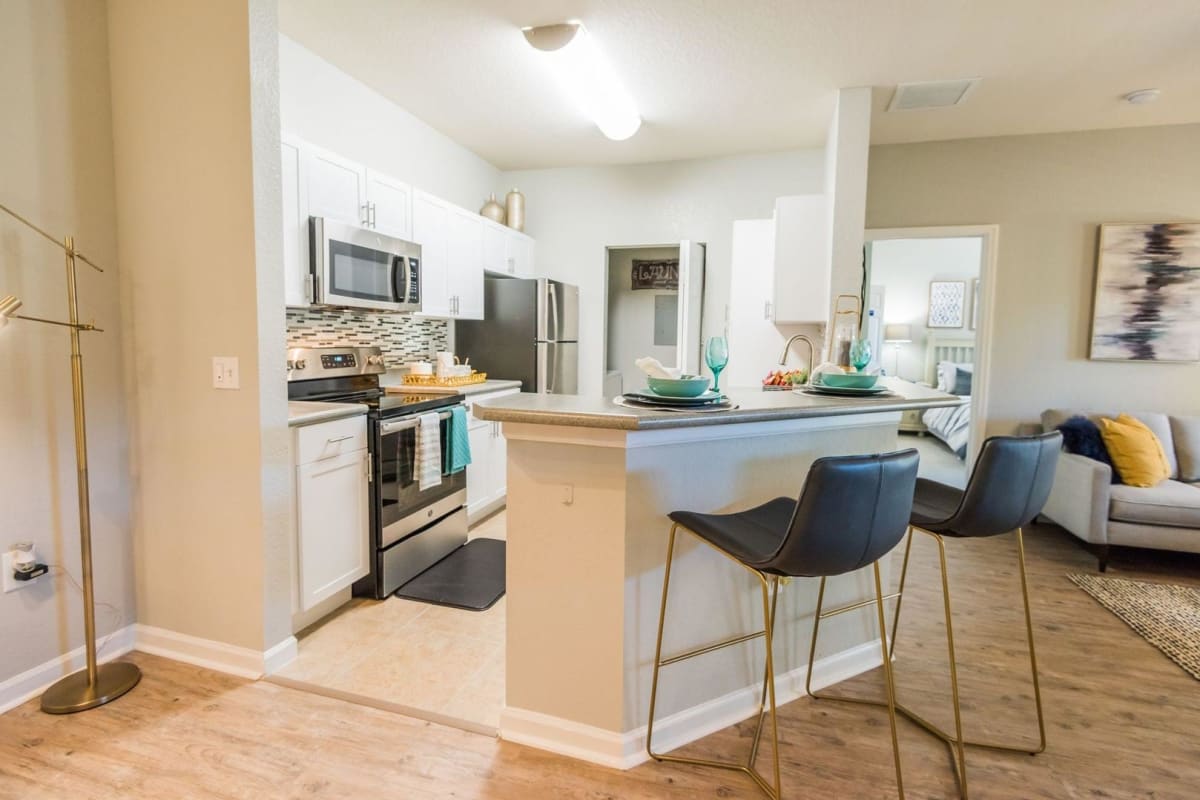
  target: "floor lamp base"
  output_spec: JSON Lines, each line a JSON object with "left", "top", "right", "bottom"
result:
{"left": 40, "top": 661, "right": 142, "bottom": 714}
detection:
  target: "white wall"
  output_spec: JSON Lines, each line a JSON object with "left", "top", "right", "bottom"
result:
{"left": 109, "top": 0, "right": 290, "bottom": 654}
{"left": 867, "top": 124, "right": 1200, "bottom": 435}
{"left": 0, "top": 0, "right": 134, "bottom": 687}
{"left": 870, "top": 237, "right": 982, "bottom": 382}
{"left": 606, "top": 246, "right": 680, "bottom": 392}
{"left": 279, "top": 34, "right": 501, "bottom": 213}
{"left": 502, "top": 150, "right": 825, "bottom": 396}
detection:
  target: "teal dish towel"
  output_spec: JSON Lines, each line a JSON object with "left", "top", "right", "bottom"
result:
{"left": 448, "top": 406, "right": 472, "bottom": 474}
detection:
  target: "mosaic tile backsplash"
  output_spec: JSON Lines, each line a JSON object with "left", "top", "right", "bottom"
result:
{"left": 286, "top": 308, "right": 449, "bottom": 366}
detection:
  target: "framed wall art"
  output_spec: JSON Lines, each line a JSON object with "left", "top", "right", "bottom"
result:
{"left": 928, "top": 280, "right": 966, "bottom": 328}
{"left": 1090, "top": 222, "right": 1200, "bottom": 362}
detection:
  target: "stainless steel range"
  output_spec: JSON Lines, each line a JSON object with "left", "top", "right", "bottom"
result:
{"left": 287, "top": 346, "right": 467, "bottom": 598}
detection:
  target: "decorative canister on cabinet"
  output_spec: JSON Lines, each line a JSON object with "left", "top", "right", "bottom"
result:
{"left": 505, "top": 188, "right": 525, "bottom": 232}
{"left": 480, "top": 194, "right": 506, "bottom": 224}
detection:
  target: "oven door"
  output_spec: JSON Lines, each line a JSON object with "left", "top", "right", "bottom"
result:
{"left": 376, "top": 409, "right": 467, "bottom": 548}
{"left": 311, "top": 217, "right": 413, "bottom": 312}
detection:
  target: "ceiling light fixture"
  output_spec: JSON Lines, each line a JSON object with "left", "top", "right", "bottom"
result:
{"left": 1123, "top": 88, "right": 1161, "bottom": 105}
{"left": 522, "top": 21, "right": 641, "bottom": 141}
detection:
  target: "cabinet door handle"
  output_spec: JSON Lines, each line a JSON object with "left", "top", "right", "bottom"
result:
{"left": 361, "top": 203, "right": 370, "bottom": 227}
{"left": 369, "top": 202, "right": 377, "bottom": 228}
{"left": 327, "top": 435, "right": 355, "bottom": 444}
{"left": 764, "top": 300, "right": 772, "bottom": 320}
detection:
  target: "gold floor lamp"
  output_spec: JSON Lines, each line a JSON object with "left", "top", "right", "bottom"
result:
{"left": 0, "top": 201, "right": 141, "bottom": 713}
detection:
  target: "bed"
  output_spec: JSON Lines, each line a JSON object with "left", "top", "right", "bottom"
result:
{"left": 920, "top": 337, "right": 975, "bottom": 459}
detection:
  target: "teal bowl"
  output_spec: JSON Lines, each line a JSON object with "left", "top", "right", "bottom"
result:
{"left": 818, "top": 372, "right": 878, "bottom": 389}
{"left": 647, "top": 375, "right": 711, "bottom": 398}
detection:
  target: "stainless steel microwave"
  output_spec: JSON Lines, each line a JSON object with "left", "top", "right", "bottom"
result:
{"left": 309, "top": 217, "right": 421, "bottom": 313}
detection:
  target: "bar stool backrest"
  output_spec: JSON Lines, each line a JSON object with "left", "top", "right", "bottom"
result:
{"left": 948, "top": 432, "right": 1062, "bottom": 538}
{"left": 766, "top": 449, "right": 919, "bottom": 578}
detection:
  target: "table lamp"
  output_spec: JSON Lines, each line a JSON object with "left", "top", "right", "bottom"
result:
{"left": 884, "top": 323, "right": 912, "bottom": 379}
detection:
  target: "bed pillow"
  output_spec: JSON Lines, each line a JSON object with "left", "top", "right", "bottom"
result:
{"left": 936, "top": 361, "right": 972, "bottom": 392}
{"left": 950, "top": 366, "right": 973, "bottom": 395}
{"left": 1056, "top": 415, "right": 1120, "bottom": 483}
{"left": 1098, "top": 415, "right": 1171, "bottom": 488}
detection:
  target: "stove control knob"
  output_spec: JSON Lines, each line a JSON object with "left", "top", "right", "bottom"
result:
{"left": 295, "top": 359, "right": 307, "bottom": 371}
{"left": 286, "top": 360, "right": 295, "bottom": 371}
{"left": 367, "top": 355, "right": 384, "bottom": 366}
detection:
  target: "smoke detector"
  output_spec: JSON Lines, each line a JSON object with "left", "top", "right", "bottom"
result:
{"left": 888, "top": 79, "right": 980, "bottom": 112}
{"left": 1123, "top": 88, "right": 1160, "bottom": 105}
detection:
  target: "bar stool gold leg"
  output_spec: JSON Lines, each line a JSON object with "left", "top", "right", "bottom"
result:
{"left": 888, "top": 527, "right": 915, "bottom": 661}
{"left": 1017, "top": 528, "right": 1048, "bottom": 756}
{"left": 874, "top": 562, "right": 906, "bottom": 800}
{"left": 932, "top": 530, "right": 969, "bottom": 799}
{"left": 646, "top": 525, "right": 783, "bottom": 799}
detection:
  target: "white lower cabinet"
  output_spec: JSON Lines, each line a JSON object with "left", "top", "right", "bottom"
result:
{"left": 292, "top": 416, "right": 370, "bottom": 612}
{"left": 465, "top": 388, "right": 519, "bottom": 522}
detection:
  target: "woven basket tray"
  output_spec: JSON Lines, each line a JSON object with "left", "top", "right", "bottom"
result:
{"left": 401, "top": 372, "right": 488, "bottom": 387}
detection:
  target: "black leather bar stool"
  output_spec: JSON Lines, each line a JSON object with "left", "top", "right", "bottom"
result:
{"left": 808, "top": 432, "right": 1061, "bottom": 800}
{"left": 646, "top": 449, "right": 920, "bottom": 800}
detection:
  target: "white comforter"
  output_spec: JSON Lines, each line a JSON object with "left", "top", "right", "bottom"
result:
{"left": 923, "top": 397, "right": 971, "bottom": 458}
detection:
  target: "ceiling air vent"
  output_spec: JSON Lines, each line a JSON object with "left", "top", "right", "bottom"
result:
{"left": 888, "top": 79, "right": 979, "bottom": 112}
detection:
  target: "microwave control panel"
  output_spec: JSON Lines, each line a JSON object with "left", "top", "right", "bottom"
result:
{"left": 405, "top": 257, "right": 420, "bottom": 303}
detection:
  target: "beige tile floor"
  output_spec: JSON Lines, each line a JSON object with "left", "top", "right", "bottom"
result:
{"left": 275, "top": 511, "right": 508, "bottom": 730}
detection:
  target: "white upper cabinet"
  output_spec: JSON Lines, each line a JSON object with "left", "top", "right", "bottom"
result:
{"left": 447, "top": 207, "right": 484, "bottom": 320}
{"left": 772, "top": 194, "right": 829, "bottom": 323}
{"left": 281, "top": 135, "right": 309, "bottom": 307}
{"left": 412, "top": 190, "right": 451, "bottom": 317}
{"left": 366, "top": 168, "right": 412, "bottom": 240}
{"left": 279, "top": 131, "right": 536, "bottom": 313}
{"left": 306, "top": 144, "right": 368, "bottom": 226}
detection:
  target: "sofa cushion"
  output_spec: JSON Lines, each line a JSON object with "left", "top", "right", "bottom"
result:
{"left": 1056, "top": 415, "right": 1120, "bottom": 482}
{"left": 1109, "top": 481, "right": 1200, "bottom": 528}
{"left": 1171, "top": 415, "right": 1200, "bottom": 482}
{"left": 1042, "top": 409, "right": 1178, "bottom": 478}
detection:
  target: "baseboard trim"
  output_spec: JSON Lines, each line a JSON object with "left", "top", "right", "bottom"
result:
{"left": 134, "top": 624, "right": 295, "bottom": 680}
{"left": 0, "top": 625, "right": 137, "bottom": 715}
{"left": 500, "top": 639, "right": 883, "bottom": 770}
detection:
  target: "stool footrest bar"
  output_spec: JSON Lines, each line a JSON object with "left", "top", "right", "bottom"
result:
{"left": 659, "top": 629, "right": 766, "bottom": 667}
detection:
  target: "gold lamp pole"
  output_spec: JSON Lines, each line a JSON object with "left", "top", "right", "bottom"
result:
{"left": 0, "top": 201, "right": 141, "bottom": 713}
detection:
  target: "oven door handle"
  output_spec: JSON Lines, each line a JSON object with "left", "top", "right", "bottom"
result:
{"left": 380, "top": 409, "right": 455, "bottom": 436}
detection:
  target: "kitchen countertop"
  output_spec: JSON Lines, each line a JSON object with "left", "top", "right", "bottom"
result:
{"left": 287, "top": 401, "right": 368, "bottom": 427}
{"left": 382, "top": 378, "right": 523, "bottom": 396}
{"left": 472, "top": 378, "right": 963, "bottom": 431}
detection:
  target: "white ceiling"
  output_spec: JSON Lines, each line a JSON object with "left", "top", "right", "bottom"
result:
{"left": 278, "top": 0, "right": 1200, "bottom": 170}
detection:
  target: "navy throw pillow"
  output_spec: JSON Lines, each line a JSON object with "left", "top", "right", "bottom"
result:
{"left": 950, "top": 367, "right": 973, "bottom": 396}
{"left": 1057, "top": 415, "right": 1121, "bottom": 484}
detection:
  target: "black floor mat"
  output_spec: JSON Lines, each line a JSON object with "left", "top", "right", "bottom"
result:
{"left": 395, "top": 538, "right": 506, "bottom": 611}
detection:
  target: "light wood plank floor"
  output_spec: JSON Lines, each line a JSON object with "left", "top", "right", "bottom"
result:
{"left": 3, "top": 523, "right": 1199, "bottom": 799}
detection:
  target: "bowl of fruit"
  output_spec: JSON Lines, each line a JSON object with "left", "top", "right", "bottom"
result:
{"left": 762, "top": 368, "right": 808, "bottom": 390}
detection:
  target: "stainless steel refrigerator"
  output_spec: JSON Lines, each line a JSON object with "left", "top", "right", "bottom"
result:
{"left": 455, "top": 277, "right": 579, "bottom": 394}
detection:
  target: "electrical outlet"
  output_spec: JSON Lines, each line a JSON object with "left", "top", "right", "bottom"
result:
{"left": 212, "top": 356, "right": 240, "bottom": 389}
{"left": 2, "top": 550, "right": 42, "bottom": 593}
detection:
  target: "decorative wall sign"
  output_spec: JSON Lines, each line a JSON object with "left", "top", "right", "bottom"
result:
{"left": 1090, "top": 222, "right": 1200, "bottom": 362}
{"left": 631, "top": 259, "right": 679, "bottom": 290}
{"left": 928, "top": 280, "right": 966, "bottom": 328}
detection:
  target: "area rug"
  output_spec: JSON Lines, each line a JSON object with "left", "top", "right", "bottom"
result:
{"left": 1069, "top": 574, "right": 1200, "bottom": 680}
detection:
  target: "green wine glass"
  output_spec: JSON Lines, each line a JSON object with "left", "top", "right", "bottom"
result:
{"left": 705, "top": 336, "right": 729, "bottom": 394}
{"left": 849, "top": 338, "right": 872, "bottom": 373}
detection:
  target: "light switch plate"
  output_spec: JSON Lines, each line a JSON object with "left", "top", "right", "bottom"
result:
{"left": 212, "top": 356, "right": 240, "bottom": 389}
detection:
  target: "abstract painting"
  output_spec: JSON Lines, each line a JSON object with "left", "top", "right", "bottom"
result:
{"left": 928, "top": 280, "right": 966, "bottom": 328}
{"left": 1090, "top": 223, "right": 1200, "bottom": 362}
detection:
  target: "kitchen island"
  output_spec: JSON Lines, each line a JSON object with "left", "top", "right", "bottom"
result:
{"left": 473, "top": 379, "right": 961, "bottom": 768}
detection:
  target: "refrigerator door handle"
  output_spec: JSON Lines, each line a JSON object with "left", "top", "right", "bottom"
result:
{"left": 536, "top": 342, "right": 549, "bottom": 394}
{"left": 548, "top": 281, "right": 560, "bottom": 343}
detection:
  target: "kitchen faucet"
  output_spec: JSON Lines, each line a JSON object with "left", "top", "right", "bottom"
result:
{"left": 778, "top": 334, "right": 815, "bottom": 382}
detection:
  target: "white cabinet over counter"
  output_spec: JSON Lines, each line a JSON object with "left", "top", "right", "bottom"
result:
{"left": 280, "top": 131, "right": 537, "bottom": 315}
{"left": 771, "top": 194, "right": 828, "bottom": 324}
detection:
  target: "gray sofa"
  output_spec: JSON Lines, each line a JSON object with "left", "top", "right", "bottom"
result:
{"left": 1040, "top": 409, "right": 1200, "bottom": 571}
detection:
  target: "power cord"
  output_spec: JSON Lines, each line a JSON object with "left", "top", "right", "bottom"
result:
{"left": 45, "top": 564, "right": 124, "bottom": 656}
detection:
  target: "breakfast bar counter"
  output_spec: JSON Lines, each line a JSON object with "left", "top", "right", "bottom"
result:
{"left": 475, "top": 380, "right": 961, "bottom": 769}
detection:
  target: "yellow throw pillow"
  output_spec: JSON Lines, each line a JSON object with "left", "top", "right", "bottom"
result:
{"left": 1098, "top": 415, "right": 1171, "bottom": 487}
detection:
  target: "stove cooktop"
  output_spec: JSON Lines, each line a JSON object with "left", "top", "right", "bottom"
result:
{"left": 369, "top": 391, "right": 464, "bottom": 417}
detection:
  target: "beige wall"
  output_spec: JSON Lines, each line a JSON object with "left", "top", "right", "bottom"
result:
{"left": 867, "top": 124, "right": 1200, "bottom": 435}
{"left": 108, "top": 0, "right": 290, "bottom": 653}
{"left": 0, "top": 0, "right": 134, "bottom": 686}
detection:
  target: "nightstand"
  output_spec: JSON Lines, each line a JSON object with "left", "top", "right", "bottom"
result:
{"left": 898, "top": 407, "right": 927, "bottom": 435}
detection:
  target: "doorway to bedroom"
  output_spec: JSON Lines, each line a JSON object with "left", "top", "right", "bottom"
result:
{"left": 865, "top": 226, "right": 998, "bottom": 487}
